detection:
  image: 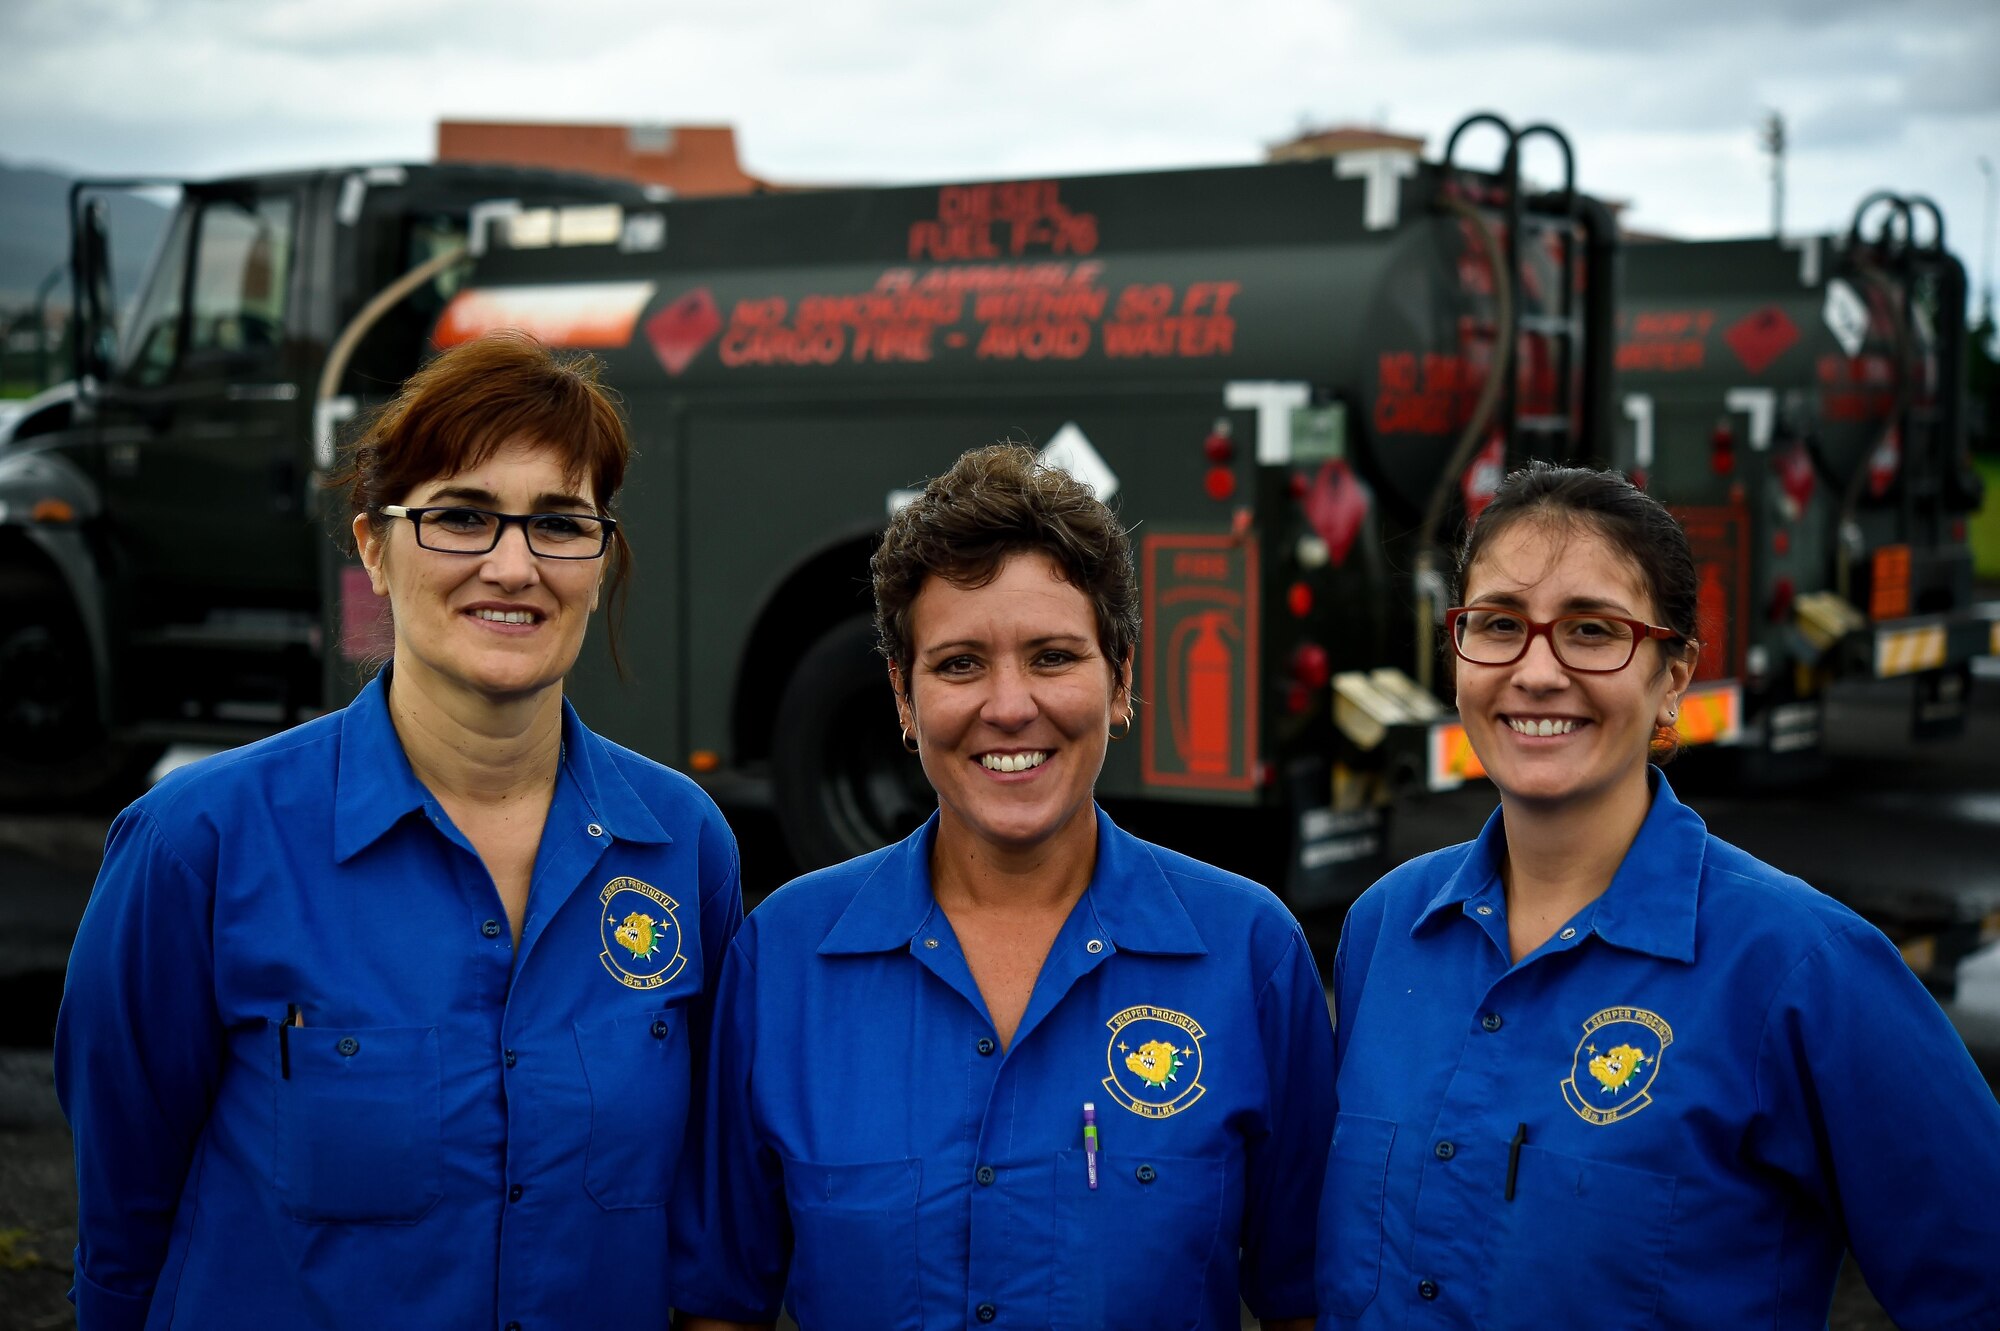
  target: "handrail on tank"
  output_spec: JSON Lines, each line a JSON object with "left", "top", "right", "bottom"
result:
{"left": 1848, "top": 190, "right": 1916, "bottom": 254}
{"left": 1905, "top": 195, "right": 1947, "bottom": 252}
{"left": 1442, "top": 113, "right": 1517, "bottom": 176}
{"left": 1512, "top": 123, "right": 1577, "bottom": 206}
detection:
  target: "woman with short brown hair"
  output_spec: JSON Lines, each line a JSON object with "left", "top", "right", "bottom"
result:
{"left": 679, "top": 444, "right": 1335, "bottom": 1331}
{"left": 56, "top": 332, "right": 741, "bottom": 1330}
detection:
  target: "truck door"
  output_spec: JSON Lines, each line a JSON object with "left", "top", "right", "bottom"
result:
{"left": 95, "top": 185, "right": 314, "bottom": 619}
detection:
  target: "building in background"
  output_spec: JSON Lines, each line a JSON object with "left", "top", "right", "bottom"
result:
{"left": 1265, "top": 124, "right": 1427, "bottom": 165}
{"left": 436, "top": 121, "right": 779, "bottom": 196}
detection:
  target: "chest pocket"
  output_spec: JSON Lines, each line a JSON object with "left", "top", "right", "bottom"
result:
{"left": 1481, "top": 1144, "right": 1677, "bottom": 1330}
{"left": 1318, "top": 1112, "right": 1397, "bottom": 1318}
{"left": 273, "top": 1023, "right": 442, "bottom": 1224}
{"left": 1051, "top": 1151, "right": 1228, "bottom": 1331}
{"left": 781, "top": 1157, "right": 923, "bottom": 1331}
{"left": 574, "top": 1007, "right": 691, "bottom": 1210}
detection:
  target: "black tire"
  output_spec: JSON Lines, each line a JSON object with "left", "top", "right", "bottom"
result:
{"left": 772, "top": 616, "right": 934, "bottom": 872}
{"left": 0, "top": 584, "right": 157, "bottom": 808}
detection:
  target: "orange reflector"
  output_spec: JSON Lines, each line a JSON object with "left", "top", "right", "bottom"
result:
{"left": 32, "top": 498, "right": 76, "bottom": 524}
{"left": 1869, "top": 545, "right": 1910, "bottom": 621}
{"left": 689, "top": 750, "right": 722, "bottom": 773}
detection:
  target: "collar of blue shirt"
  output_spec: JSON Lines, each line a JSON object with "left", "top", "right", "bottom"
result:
{"left": 1409, "top": 767, "right": 1704, "bottom": 964}
{"left": 816, "top": 805, "right": 1209, "bottom": 958}
{"left": 330, "top": 671, "right": 672, "bottom": 863}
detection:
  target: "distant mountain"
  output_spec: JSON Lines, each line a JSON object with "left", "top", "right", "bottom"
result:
{"left": 0, "top": 162, "right": 169, "bottom": 309}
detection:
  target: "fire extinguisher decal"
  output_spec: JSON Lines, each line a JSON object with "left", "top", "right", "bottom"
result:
{"left": 1141, "top": 534, "right": 1259, "bottom": 792}
{"left": 1167, "top": 611, "right": 1238, "bottom": 775}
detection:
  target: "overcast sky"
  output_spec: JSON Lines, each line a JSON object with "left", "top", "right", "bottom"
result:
{"left": 5, "top": 0, "right": 1997, "bottom": 292}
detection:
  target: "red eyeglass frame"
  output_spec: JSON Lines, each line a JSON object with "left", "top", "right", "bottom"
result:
{"left": 1443, "top": 607, "right": 1680, "bottom": 673}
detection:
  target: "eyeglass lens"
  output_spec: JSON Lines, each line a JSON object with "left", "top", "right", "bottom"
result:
{"left": 414, "top": 508, "right": 608, "bottom": 558}
{"left": 1454, "top": 611, "right": 1639, "bottom": 670}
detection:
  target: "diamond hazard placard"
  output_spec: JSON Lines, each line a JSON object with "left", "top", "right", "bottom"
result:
{"left": 1722, "top": 306, "right": 1800, "bottom": 375}
{"left": 646, "top": 287, "right": 723, "bottom": 376}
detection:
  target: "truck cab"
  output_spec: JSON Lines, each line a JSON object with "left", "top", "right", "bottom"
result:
{"left": 0, "top": 164, "right": 648, "bottom": 801}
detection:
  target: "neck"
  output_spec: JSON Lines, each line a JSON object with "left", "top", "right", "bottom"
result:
{"left": 1497, "top": 768, "right": 1653, "bottom": 915}
{"left": 385, "top": 656, "right": 565, "bottom": 808}
{"left": 930, "top": 804, "right": 1098, "bottom": 918}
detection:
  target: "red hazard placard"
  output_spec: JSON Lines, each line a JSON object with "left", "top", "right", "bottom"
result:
{"left": 646, "top": 287, "right": 724, "bottom": 375}
{"left": 1722, "top": 306, "right": 1800, "bottom": 375}
{"left": 1140, "top": 534, "right": 1259, "bottom": 792}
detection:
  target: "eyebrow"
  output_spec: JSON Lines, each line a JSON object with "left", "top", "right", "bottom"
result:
{"left": 1467, "top": 592, "right": 1636, "bottom": 616}
{"left": 921, "top": 633, "right": 1093, "bottom": 657}
{"left": 421, "top": 485, "right": 594, "bottom": 510}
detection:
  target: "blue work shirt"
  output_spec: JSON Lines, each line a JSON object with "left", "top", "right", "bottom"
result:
{"left": 1318, "top": 770, "right": 2000, "bottom": 1331}
{"left": 679, "top": 806, "right": 1336, "bottom": 1331}
{"left": 54, "top": 673, "right": 742, "bottom": 1331}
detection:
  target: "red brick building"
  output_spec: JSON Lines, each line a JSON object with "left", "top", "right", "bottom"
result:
{"left": 435, "top": 121, "right": 777, "bottom": 196}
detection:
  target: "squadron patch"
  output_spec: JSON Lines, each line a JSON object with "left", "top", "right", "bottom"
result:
{"left": 598, "top": 877, "right": 686, "bottom": 991}
{"left": 1102, "top": 1005, "right": 1206, "bottom": 1118}
{"left": 1561, "top": 1006, "right": 1673, "bottom": 1125}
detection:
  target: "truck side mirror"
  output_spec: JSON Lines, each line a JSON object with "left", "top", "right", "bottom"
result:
{"left": 72, "top": 194, "right": 117, "bottom": 384}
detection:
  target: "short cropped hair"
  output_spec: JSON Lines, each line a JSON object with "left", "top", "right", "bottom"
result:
{"left": 328, "top": 330, "right": 634, "bottom": 667}
{"left": 872, "top": 444, "right": 1139, "bottom": 696}
{"left": 1455, "top": 461, "right": 1699, "bottom": 758}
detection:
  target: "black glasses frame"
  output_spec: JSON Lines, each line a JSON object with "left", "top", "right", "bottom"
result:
{"left": 1444, "top": 606, "right": 1679, "bottom": 673}
{"left": 378, "top": 505, "right": 618, "bottom": 560}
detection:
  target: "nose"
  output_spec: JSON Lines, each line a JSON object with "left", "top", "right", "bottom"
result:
{"left": 1511, "top": 628, "right": 1570, "bottom": 690}
{"left": 980, "top": 660, "right": 1039, "bottom": 730}
{"left": 478, "top": 521, "right": 543, "bottom": 590}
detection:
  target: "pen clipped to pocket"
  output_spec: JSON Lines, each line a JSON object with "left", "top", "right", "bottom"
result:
{"left": 279, "top": 1003, "right": 304, "bottom": 1079}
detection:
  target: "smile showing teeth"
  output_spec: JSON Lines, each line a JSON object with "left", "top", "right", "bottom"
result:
{"left": 1508, "top": 717, "right": 1579, "bottom": 737}
{"left": 979, "top": 751, "right": 1049, "bottom": 773}
{"left": 473, "top": 609, "right": 537, "bottom": 625}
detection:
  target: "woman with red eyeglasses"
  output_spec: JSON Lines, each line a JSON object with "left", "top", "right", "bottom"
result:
{"left": 1314, "top": 462, "right": 2000, "bottom": 1331}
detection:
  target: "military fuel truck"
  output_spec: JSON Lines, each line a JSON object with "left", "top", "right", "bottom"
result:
{"left": 1611, "top": 192, "right": 1995, "bottom": 767}
{"left": 0, "top": 115, "right": 1745, "bottom": 906}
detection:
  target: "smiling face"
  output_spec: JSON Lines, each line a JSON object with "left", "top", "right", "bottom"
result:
{"left": 1453, "top": 518, "right": 1695, "bottom": 814}
{"left": 354, "top": 435, "right": 604, "bottom": 707}
{"left": 894, "top": 550, "right": 1130, "bottom": 859}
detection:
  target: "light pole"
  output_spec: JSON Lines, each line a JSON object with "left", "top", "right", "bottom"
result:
{"left": 1978, "top": 155, "right": 1995, "bottom": 331}
{"left": 1761, "top": 110, "right": 1787, "bottom": 239}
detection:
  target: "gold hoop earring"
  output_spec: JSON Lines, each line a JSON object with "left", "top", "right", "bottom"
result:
{"left": 901, "top": 727, "right": 920, "bottom": 754}
{"left": 1109, "top": 712, "right": 1132, "bottom": 742}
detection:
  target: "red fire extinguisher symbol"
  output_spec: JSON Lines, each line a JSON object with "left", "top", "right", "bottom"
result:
{"left": 1169, "top": 611, "right": 1236, "bottom": 776}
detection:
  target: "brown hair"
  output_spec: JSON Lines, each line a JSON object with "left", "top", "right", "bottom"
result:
{"left": 872, "top": 444, "right": 1138, "bottom": 697}
{"left": 1454, "top": 461, "right": 1698, "bottom": 760}
{"left": 328, "top": 330, "right": 634, "bottom": 670}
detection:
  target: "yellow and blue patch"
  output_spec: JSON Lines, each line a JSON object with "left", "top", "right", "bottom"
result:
{"left": 1102, "top": 1004, "right": 1206, "bottom": 1118}
{"left": 1561, "top": 1006, "right": 1673, "bottom": 1125}
{"left": 598, "top": 877, "right": 686, "bottom": 991}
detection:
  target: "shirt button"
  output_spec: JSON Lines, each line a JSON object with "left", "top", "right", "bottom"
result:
{"left": 586, "top": 822, "right": 603, "bottom": 837}
{"left": 505, "top": 1323, "right": 521, "bottom": 1331}
{"left": 923, "top": 937, "right": 940, "bottom": 949}
{"left": 1419, "top": 1279, "right": 1439, "bottom": 1301}
{"left": 1475, "top": 904, "right": 1494, "bottom": 916}
{"left": 650, "top": 1019, "right": 669, "bottom": 1039}
{"left": 976, "top": 1165, "right": 996, "bottom": 1186}
{"left": 482, "top": 919, "right": 502, "bottom": 938}
{"left": 335, "top": 1037, "right": 360, "bottom": 1057}
{"left": 508, "top": 1184, "right": 523, "bottom": 1202}
{"left": 1085, "top": 939, "right": 1104, "bottom": 954}
{"left": 1135, "top": 1163, "right": 1156, "bottom": 1183}
{"left": 975, "top": 1037, "right": 996, "bottom": 1056}
{"left": 1434, "top": 1141, "right": 1455, "bottom": 1160}
{"left": 504, "top": 1049, "right": 517, "bottom": 1068}
{"left": 1481, "top": 1012, "right": 1503, "bottom": 1032}
{"left": 1559, "top": 927, "right": 1578, "bottom": 940}
{"left": 976, "top": 1304, "right": 997, "bottom": 1323}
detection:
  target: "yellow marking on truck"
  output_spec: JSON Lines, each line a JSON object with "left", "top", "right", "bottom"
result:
{"left": 1874, "top": 624, "right": 1947, "bottom": 678}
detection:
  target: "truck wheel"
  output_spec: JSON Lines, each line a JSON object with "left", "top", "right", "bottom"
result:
{"left": 772, "top": 616, "right": 934, "bottom": 872}
{"left": 0, "top": 588, "right": 156, "bottom": 808}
